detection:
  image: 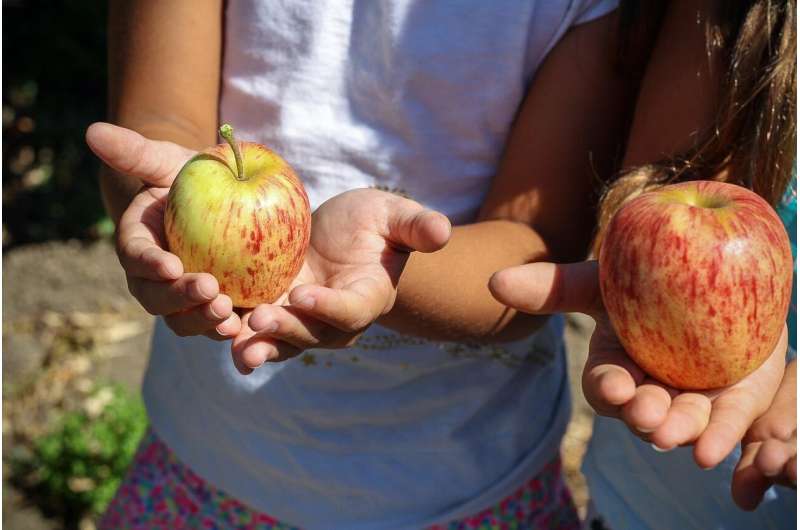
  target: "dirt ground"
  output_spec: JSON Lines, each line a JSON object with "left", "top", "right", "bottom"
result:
{"left": 2, "top": 240, "right": 595, "bottom": 529}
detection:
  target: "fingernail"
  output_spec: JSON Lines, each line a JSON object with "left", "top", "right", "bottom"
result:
{"left": 637, "top": 427, "right": 656, "bottom": 434}
{"left": 216, "top": 320, "right": 234, "bottom": 336}
{"left": 651, "top": 443, "right": 673, "bottom": 453}
{"left": 293, "top": 297, "right": 315, "bottom": 310}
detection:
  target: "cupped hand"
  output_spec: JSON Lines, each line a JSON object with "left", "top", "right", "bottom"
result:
{"left": 732, "top": 359, "right": 796, "bottom": 510}
{"left": 86, "top": 123, "right": 241, "bottom": 339}
{"left": 230, "top": 189, "right": 452, "bottom": 374}
{"left": 489, "top": 260, "right": 787, "bottom": 470}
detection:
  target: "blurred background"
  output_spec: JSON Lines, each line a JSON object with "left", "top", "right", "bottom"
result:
{"left": 1, "top": 2, "right": 597, "bottom": 529}
{"left": 4, "top": 3, "right": 150, "bottom": 529}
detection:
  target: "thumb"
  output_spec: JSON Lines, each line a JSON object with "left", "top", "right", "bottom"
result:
{"left": 383, "top": 197, "right": 452, "bottom": 253}
{"left": 489, "top": 260, "right": 604, "bottom": 317}
{"left": 85, "top": 122, "right": 195, "bottom": 188}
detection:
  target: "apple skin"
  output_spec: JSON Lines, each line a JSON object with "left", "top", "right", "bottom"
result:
{"left": 598, "top": 181, "right": 793, "bottom": 390}
{"left": 165, "top": 140, "right": 311, "bottom": 308}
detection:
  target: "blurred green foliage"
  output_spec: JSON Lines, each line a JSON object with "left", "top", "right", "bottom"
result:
{"left": 3, "top": 0, "right": 111, "bottom": 247}
{"left": 10, "top": 384, "right": 147, "bottom": 528}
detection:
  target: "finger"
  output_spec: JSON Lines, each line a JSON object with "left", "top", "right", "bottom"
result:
{"left": 582, "top": 329, "right": 644, "bottom": 417}
{"left": 231, "top": 313, "right": 279, "bottom": 372}
{"left": 231, "top": 353, "right": 254, "bottom": 376}
{"left": 695, "top": 391, "right": 758, "bottom": 469}
{"left": 620, "top": 380, "right": 673, "bottom": 436}
{"left": 211, "top": 312, "right": 242, "bottom": 339}
{"left": 732, "top": 441, "right": 772, "bottom": 511}
{"left": 249, "top": 304, "right": 348, "bottom": 349}
{"left": 754, "top": 438, "right": 795, "bottom": 478}
{"left": 116, "top": 189, "right": 183, "bottom": 281}
{"left": 128, "top": 273, "right": 219, "bottom": 316}
{"left": 747, "top": 415, "right": 797, "bottom": 443}
{"left": 489, "top": 261, "right": 603, "bottom": 317}
{"left": 242, "top": 339, "right": 302, "bottom": 367}
{"left": 118, "top": 235, "right": 183, "bottom": 281}
{"left": 381, "top": 196, "right": 452, "bottom": 253}
{"left": 232, "top": 333, "right": 301, "bottom": 370}
{"left": 696, "top": 346, "right": 785, "bottom": 469}
{"left": 582, "top": 364, "right": 638, "bottom": 417}
{"left": 163, "top": 295, "right": 234, "bottom": 338}
{"left": 85, "top": 122, "right": 193, "bottom": 187}
{"left": 650, "top": 393, "right": 712, "bottom": 450}
{"left": 288, "top": 278, "right": 390, "bottom": 333}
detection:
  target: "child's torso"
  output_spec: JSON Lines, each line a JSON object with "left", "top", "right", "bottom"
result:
{"left": 144, "top": 1, "right": 618, "bottom": 528}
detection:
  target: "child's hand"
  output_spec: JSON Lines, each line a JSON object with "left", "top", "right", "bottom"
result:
{"left": 732, "top": 360, "right": 796, "bottom": 510}
{"left": 229, "top": 189, "right": 452, "bottom": 373}
{"left": 86, "top": 123, "right": 242, "bottom": 340}
{"left": 489, "top": 260, "right": 787, "bottom": 470}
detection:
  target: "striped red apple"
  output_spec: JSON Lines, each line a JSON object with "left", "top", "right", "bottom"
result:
{"left": 165, "top": 124, "right": 311, "bottom": 308}
{"left": 599, "top": 181, "right": 793, "bottom": 390}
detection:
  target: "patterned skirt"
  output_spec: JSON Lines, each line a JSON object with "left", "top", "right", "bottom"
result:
{"left": 100, "top": 428, "right": 580, "bottom": 530}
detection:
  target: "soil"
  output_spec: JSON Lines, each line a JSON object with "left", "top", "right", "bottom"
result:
{"left": 2, "top": 239, "right": 595, "bottom": 529}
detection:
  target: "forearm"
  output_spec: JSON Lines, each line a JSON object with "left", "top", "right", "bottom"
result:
{"left": 380, "top": 13, "right": 630, "bottom": 343}
{"left": 101, "top": 0, "right": 221, "bottom": 222}
{"left": 379, "top": 219, "right": 553, "bottom": 342}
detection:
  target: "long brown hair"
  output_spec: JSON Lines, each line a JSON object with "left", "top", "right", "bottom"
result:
{"left": 596, "top": 0, "right": 796, "bottom": 250}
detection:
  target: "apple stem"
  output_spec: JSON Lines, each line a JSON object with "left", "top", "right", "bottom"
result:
{"left": 219, "top": 123, "right": 246, "bottom": 181}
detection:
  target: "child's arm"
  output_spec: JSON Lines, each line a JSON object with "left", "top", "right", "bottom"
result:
{"left": 733, "top": 359, "right": 797, "bottom": 510}
{"left": 363, "top": 10, "right": 632, "bottom": 343}
{"left": 102, "top": 0, "right": 222, "bottom": 219}
{"left": 236, "top": 10, "right": 638, "bottom": 364}
{"left": 489, "top": 0, "right": 789, "bottom": 472}
{"left": 380, "top": 7, "right": 628, "bottom": 342}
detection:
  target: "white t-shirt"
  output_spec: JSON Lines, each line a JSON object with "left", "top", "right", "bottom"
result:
{"left": 143, "top": 1, "right": 617, "bottom": 528}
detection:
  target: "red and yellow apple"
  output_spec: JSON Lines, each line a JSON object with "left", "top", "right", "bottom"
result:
{"left": 165, "top": 124, "right": 311, "bottom": 308}
{"left": 598, "top": 180, "right": 793, "bottom": 390}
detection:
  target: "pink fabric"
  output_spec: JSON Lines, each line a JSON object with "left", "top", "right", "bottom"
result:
{"left": 100, "top": 429, "right": 580, "bottom": 530}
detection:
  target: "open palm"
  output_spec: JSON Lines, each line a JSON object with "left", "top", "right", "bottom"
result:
{"left": 490, "top": 260, "right": 787, "bottom": 470}
{"left": 231, "top": 189, "right": 452, "bottom": 373}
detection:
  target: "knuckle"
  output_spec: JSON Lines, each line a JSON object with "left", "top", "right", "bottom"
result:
{"left": 763, "top": 421, "right": 795, "bottom": 442}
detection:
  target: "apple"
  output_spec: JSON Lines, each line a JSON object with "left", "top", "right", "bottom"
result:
{"left": 164, "top": 124, "right": 311, "bottom": 308}
{"left": 598, "top": 180, "right": 793, "bottom": 390}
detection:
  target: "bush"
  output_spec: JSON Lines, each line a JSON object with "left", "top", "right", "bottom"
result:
{"left": 3, "top": 1, "right": 110, "bottom": 247}
{"left": 10, "top": 384, "right": 147, "bottom": 527}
